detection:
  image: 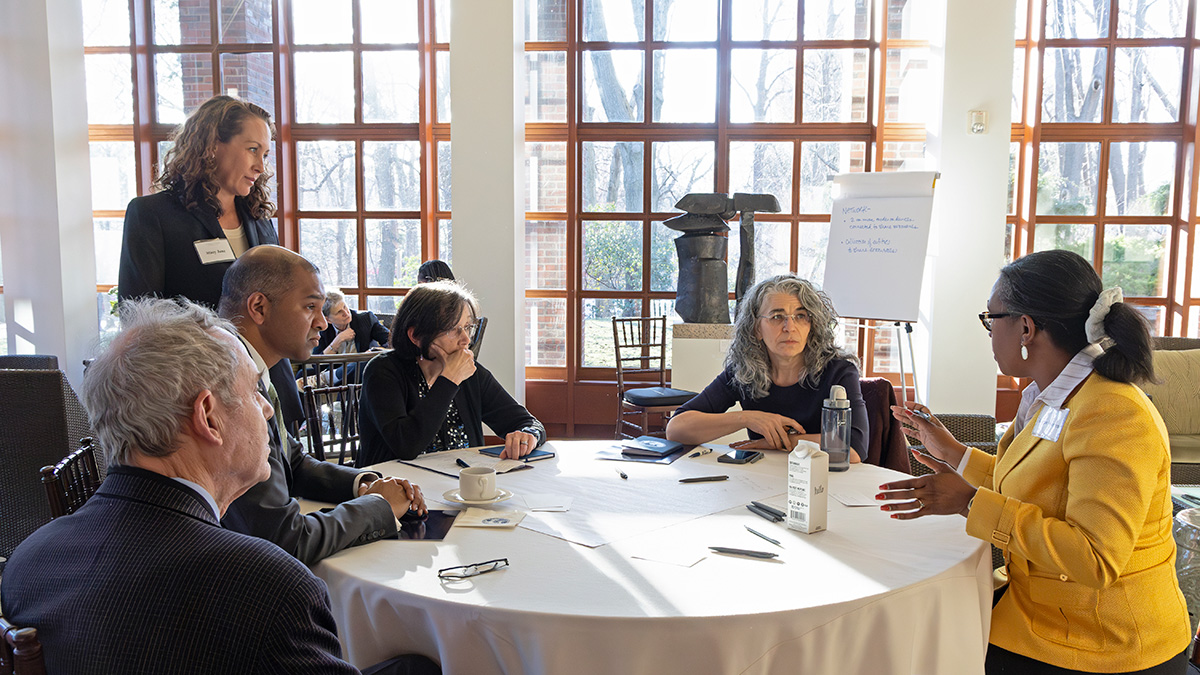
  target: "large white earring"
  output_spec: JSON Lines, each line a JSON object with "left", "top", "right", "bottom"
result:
{"left": 1020, "top": 344, "right": 1028, "bottom": 361}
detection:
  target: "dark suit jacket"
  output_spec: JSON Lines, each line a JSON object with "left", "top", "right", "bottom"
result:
{"left": 0, "top": 466, "right": 359, "bottom": 675}
{"left": 223, "top": 373, "right": 398, "bottom": 565}
{"left": 316, "top": 309, "right": 391, "bottom": 354}
{"left": 357, "top": 353, "right": 546, "bottom": 466}
{"left": 118, "top": 190, "right": 276, "bottom": 309}
{"left": 117, "top": 190, "right": 303, "bottom": 427}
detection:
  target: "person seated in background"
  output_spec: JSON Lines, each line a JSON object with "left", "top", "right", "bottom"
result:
{"left": 666, "top": 273, "right": 866, "bottom": 461}
{"left": 309, "top": 288, "right": 390, "bottom": 386}
{"left": 878, "top": 250, "right": 1190, "bottom": 674}
{"left": 218, "top": 246, "right": 426, "bottom": 566}
{"left": 0, "top": 298, "right": 363, "bottom": 674}
{"left": 416, "top": 259, "right": 455, "bottom": 284}
{"left": 316, "top": 289, "right": 390, "bottom": 356}
{"left": 358, "top": 281, "right": 546, "bottom": 465}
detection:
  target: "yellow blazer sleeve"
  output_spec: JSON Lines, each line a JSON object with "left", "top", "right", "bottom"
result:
{"left": 963, "top": 418, "right": 1015, "bottom": 489}
{"left": 965, "top": 384, "right": 1168, "bottom": 589}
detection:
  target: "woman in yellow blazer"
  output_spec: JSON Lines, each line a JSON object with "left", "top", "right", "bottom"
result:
{"left": 878, "top": 250, "right": 1190, "bottom": 674}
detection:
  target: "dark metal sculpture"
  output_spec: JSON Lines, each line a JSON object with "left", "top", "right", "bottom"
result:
{"left": 664, "top": 192, "right": 781, "bottom": 324}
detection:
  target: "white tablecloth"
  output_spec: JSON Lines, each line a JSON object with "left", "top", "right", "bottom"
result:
{"left": 311, "top": 441, "right": 992, "bottom": 674}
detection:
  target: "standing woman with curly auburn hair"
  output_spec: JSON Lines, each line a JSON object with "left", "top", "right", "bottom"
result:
{"left": 118, "top": 94, "right": 277, "bottom": 309}
{"left": 117, "top": 95, "right": 304, "bottom": 426}
{"left": 666, "top": 274, "right": 868, "bottom": 461}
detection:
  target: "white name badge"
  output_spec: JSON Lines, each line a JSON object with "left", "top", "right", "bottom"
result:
{"left": 194, "top": 238, "right": 236, "bottom": 264}
{"left": 1032, "top": 406, "right": 1069, "bottom": 442}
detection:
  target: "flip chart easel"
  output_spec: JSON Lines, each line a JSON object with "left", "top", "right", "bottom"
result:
{"left": 821, "top": 171, "right": 939, "bottom": 407}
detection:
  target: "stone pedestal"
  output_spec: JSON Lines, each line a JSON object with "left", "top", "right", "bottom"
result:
{"left": 672, "top": 323, "right": 742, "bottom": 446}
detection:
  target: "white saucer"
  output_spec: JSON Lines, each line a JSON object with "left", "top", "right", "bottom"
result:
{"left": 441, "top": 488, "right": 514, "bottom": 506}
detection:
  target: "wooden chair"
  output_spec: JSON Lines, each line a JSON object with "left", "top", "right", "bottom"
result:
{"left": 294, "top": 352, "right": 383, "bottom": 464}
{"left": 612, "top": 317, "right": 696, "bottom": 440}
{"left": 0, "top": 615, "right": 46, "bottom": 675}
{"left": 40, "top": 438, "right": 103, "bottom": 519}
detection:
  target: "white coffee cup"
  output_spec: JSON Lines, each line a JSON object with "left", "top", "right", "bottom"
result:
{"left": 459, "top": 466, "right": 497, "bottom": 501}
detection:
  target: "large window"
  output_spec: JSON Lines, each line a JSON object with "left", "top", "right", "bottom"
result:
{"left": 76, "top": 0, "right": 1200, "bottom": 427}
{"left": 523, "top": 0, "right": 931, "bottom": 396}
{"left": 83, "top": 0, "right": 447, "bottom": 328}
{"left": 1008, "top": 0, "right": 1197, "bottom": 335}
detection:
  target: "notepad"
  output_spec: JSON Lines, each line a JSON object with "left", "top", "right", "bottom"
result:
{"left": 618, "top": 435, "right": 683, "bottom": 457}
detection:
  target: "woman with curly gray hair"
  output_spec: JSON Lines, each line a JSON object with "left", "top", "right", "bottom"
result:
{"left": 666, "top": 274, "right": 867, "bottom": 460}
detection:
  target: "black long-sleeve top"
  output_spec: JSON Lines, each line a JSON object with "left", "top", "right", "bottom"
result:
{"left": 357, "top": 352, "right": 546, "bottom": 467}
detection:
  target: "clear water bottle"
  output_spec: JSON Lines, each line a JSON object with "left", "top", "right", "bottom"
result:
{"left": 822, "top": 384, "right": 852, "bottom": 472}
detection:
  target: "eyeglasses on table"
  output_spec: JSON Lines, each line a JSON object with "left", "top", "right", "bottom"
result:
{"left": 438, "top": 558, "right": 509, "bottom": 580}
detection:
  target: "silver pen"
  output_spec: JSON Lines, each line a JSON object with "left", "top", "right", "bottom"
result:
{"left": 708, "top": 546, "right": 778, "bottom": 559}
{"left": 744, "top": 525, "right": 782, "bottom": 548}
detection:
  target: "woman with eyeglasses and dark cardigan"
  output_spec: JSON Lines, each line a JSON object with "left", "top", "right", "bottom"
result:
{"left": 666, "top": 274, "right": 866, "bottom": 462}
{"left": 879, "top": 249, "right": 1189, "bottom": 674}
{"left": 357, "top": 281, "right": 546, "bottom": 467}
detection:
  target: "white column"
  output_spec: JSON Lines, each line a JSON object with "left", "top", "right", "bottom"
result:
{"left": 0, "top": 0, "right": 98, "bottom": 387}
{"left": 449, "top": 0, "right": 526, "bottom": 399}
{"left": 918, "top": 0, "right": 1016, "bottom": 414}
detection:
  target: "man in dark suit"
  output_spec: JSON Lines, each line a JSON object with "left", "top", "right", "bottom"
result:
{"left": 310, "top": 288, "right": 391, "bottom": 386}
{"left": 219, "top": 246, "right": 426, "bottom": 565}
{"left": 316, "top": 288, "right": 391, "bottom": 356}
{"left": 0, "top": 298, "right": 358, "bottom": 674}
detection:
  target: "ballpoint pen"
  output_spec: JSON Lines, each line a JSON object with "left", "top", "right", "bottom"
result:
{"left": 616, "top": 468, "right": 628, "bottom": 480}
{"left": 708, "top": 546, "right": 778, "bottom": 559}
{"left": 688, "top": 448, "right": 712, "bottom": 458}
{"left": 750, "top": 501, "right": 786, "bottom": 520}
{"left": 744, "top": 525, "right": 783, "bottom": 548}
{"left": 456, "top": 458, "right": 470, "bottom": 469}
{"left": 679, "top": 475, "right": 729, "bottom": 483}
{"left": 746, "top": 504, "right": 782, "bottom": 522}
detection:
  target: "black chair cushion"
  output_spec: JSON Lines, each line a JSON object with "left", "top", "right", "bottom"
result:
{"left": 623, "top": 386, "right": 696, "bottom": 407}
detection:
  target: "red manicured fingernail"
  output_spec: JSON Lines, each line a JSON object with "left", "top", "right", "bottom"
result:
{"left": 875, "top": 494, "right": 885, "bottom": 500}
{"left": 890, "top": 514, "right": 899, "bottom": 519}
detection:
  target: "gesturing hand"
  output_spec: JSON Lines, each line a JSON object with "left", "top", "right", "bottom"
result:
{"left": 890, "top": 404, "right": 965, "bottom": 468}
{"left": 875, "top": 473, "right": 977, "bottom": 520}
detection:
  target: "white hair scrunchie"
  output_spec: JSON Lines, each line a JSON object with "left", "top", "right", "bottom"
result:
{"left": 1085, "top": 286, "right": 1123, "bottom": 344}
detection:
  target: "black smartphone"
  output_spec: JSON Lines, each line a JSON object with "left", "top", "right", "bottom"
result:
{"left": 718, "top": 449, "right": 764, "bottom": 464}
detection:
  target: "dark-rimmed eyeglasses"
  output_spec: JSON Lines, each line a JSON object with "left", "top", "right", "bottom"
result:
{"left": 438, "top": 558, "right": 508, "bottom": 580}
{"left": 978, "top": 311, "right": 1013, "bottom": 331}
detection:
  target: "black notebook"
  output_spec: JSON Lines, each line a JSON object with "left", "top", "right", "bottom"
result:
{"left": 619, "top": 435, "right": 683, "bottom": 458}
{"left": 478, "top": 445, "right": 556, "bottom": 462}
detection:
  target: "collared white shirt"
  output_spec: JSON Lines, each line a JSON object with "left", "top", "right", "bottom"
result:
{"left": 170, "top": 476, "right": 222, "bottom": 519}
{"left": 957, "top": 342, "right": 1103, "bottom": 474}
{"left": 235, "top": 333, "right": 272, "bottom": 388}
{"left": 1011, "top": 342, "right": 1103, "bottom": 437}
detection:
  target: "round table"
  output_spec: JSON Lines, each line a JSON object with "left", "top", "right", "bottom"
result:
{"left": 311, "top": 440, "right": 992, "bottom": 674}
